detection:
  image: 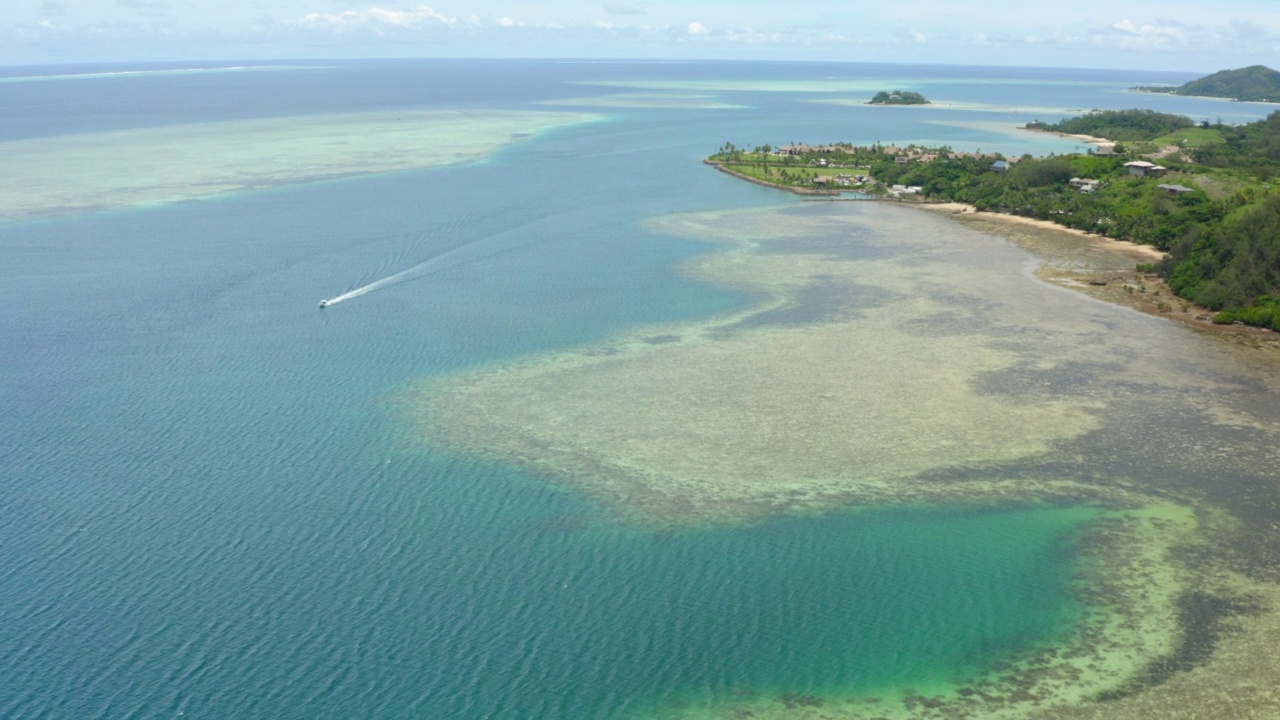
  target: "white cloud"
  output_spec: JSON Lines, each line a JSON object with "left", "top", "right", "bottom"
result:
{"left": 298, "top": 4, "right": 454, "bottom": 31}
{"left": 1093, "top": 18, "right": 1190, "bottom": 49}
{"left": 894, "top": 27, "right": 927, "bottom": 44}
{"left": 370, "top": 6, "right": 453, "bottom": 27}
{"left": 11, "top": 0, "right": 1280, "bottom": 70}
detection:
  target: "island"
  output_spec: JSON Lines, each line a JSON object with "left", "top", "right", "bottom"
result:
{"left": 1132, "top": 65, "right": 1280, "bottom": 103}
{"left": 706, "top": 107, "right": 1280, "bottom": 332}
{"left": 868, "top": 90, "right": 930, "bottom": 105}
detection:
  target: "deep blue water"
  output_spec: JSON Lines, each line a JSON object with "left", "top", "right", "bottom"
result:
{"left": 1, "top": 60, "right": 1272, "bottom": 719}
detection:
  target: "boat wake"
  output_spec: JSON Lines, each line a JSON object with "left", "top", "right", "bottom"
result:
{"left": 319, "top": 210, "right": 563, "bottom": 308}
{"left": 320, "top": 268, "right": 412, "bottom": 307}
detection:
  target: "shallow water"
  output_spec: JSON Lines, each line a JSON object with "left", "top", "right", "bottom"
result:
{"left": 3, "top": 59, "right": 1279, "bottom": 719}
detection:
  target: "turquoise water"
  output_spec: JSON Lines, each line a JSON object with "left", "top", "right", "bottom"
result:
{"left": 1, "top": 61, "right": 1273, "bottom": 718}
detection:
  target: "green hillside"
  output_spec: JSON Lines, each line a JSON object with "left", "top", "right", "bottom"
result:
{"left": 1136, "top": 65, "right": 1280, "bottom": 103}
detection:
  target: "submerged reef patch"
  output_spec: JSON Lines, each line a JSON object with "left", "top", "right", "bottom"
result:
{"left": 411, "top": 201, "right": 1280, "bottom": 716}
{"left": 0, "top": 109, "right": 599, "bottom": 223}
{"left": 418, "top": 203, "right": 1186, "bottom": 524}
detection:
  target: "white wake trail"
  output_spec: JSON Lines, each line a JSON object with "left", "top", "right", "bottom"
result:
{"left": 320, "top": 226, "right": 518, "bottom": 307}
{"left": 319, "top": 266, "right": 418, "bottom": 307}
{"left": 319, "top": 208, "right": 568, "bottom": 309}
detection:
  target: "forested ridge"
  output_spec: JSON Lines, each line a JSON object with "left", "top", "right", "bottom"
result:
{"left": 1134, "top": 65, "right": 1280, "bottom": 103}
{"left": 1028, "top": 109, "right": 1194, "bottom": 142}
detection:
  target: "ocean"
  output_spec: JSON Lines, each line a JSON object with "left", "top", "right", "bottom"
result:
{"left": 2, "top": 60, "right": 1278, "bottom": 719}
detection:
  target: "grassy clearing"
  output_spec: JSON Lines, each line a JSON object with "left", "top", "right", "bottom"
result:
{"left": 723, "top": 163, "right": 863, "bottom": 184}
{"left": 1185, "top": 171, "right": 1256, "bottom": 200}
{"left": 1150, "top": 127, "right": 1227, "bottom": 149}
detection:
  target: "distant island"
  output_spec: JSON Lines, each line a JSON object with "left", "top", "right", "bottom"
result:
{"left": 868, "top": 90, "right": 930, "bottom": 105}
{"left": 1132, "top": 65, "right": 1280, "bottom": 103}
{"left": 706, "top": 107, "right": 1280, "bottom": 332}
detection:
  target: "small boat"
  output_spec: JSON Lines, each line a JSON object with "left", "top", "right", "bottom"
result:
{"left": 319, "top": 300, "right": 330, "bottom": 308}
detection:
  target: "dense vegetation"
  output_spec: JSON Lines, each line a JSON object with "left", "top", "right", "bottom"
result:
{"left": 1194, "top": 112, "right": 1280, "bottom": 177}
{"left": 1163, "top": 196, "right": 1280, "bottom": 328}
{"left": 1134, "top": 65, "right": 1280, "bottom": 103}
{"left": 709, "top": 108, "right": 1280, "bottom": 331}
{"left": 869, "top": 90, "right": 929, "bottom": 105}
{"left": 1027, "top": 109, "right": 1193, "bottom": 142}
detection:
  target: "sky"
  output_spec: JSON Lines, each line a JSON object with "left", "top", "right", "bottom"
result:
{"left": 5, "top": 1, "right": 1280, "bottom": 70}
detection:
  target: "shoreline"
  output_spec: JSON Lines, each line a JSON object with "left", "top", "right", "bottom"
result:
{"left": 915, "top": 201, "right": 1164, "bottom": 260}
{"left": 912, "top": 201, "right": 1279, "bottom": 345}
{"left": 703, "top": 161, "right": 1272, "bottom": 342}
{"left": 1128, "top": 87, "right": 1280, "bottom": 105}
{"left": 1023, "top": 126, "right": 1116, "bottom": 149}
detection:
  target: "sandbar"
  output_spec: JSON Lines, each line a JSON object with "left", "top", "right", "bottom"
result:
{"left": 812, "top": 98, "right": 1093, "bottom": 117}
{"left": 575, "top": 79, "right": 894, "bottom": 94}
{"left": 540, "top": 93, "right": 744, "bottom": 110}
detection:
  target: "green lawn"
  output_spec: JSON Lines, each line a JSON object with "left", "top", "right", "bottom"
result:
{"left": 723, "top": 162, "right": 863, "bottom": 187}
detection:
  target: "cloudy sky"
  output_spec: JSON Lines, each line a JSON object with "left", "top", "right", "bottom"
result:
{"left": 6, "top": 0, "right": 1280, "bottom": 70}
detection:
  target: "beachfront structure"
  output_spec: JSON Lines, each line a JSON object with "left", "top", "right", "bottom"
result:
{"left": 990, "top": 160, "right": 1010, "bottom": 172}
